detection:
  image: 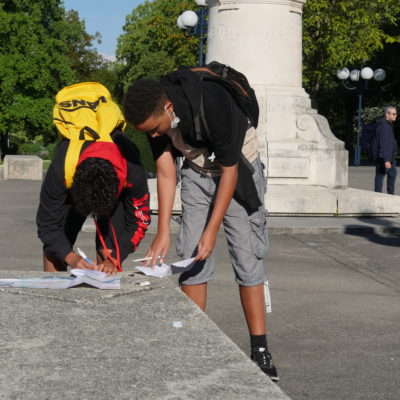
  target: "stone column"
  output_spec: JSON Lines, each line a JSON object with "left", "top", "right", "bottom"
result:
{"left": 206, "top": 0, "right": 348, "bottom": 187}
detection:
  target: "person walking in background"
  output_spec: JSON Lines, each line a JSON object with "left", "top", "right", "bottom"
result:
{"left": 373, "top": 106, "right": 398, "bottom": 194}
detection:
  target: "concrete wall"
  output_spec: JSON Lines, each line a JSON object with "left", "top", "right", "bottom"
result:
{"left": 3, "top": 155, "right": 43, "bottom": 180}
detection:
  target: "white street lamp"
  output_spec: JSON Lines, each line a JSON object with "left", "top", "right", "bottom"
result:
{"left": 337, "top": 66, "right": 386, "bottom": 166}
{"left": 177, "top": 1, "right": 208, "bottom": 66}
{"left": 360, "top": 67, "right": 374, "bottom": 80}
{"left": 179, "top": 10, "right": 198, "bottom": 28}
{"left": 177, "top": 15, "right": 186, "bottom": 29}
{"left": 349, "top": 69, "right": 360, "bottom": 82}
{"left": 373, "top": 68, "right": 386, "bottom": 82}
{"left": 336, "top": 67, "right": 349, "bottom": 80}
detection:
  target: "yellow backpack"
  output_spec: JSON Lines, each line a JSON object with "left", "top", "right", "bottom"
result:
{"left": 53, "top": 82, "right": 126, "bottom": 188}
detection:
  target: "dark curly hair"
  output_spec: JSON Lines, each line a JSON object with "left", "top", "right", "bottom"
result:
{"left": 70, "top": 158, "right": 119, "bottom": 217}
{"left": 123, "top": 79, "right": 169, "bottom": 126}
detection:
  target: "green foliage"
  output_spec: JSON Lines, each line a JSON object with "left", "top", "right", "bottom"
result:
{"left": 124, "top": 125, "right": 155, "bottom": 173}
{"left": 116, "top": 0, "right": 200, "bottom": 93}
{"left": 0, "top": 0, "right": 109, "bottom": 158}
{"left": 363, "top": 107, "right": 386, "bottom": 125}
{"left": 64, "top": 9, "right": 104, "bottom": 82}
{"left": 303, "top": 0, "right": 400, "bottom": 101}
{"left": 0, "top": 0, "right": 75, "bottom": 152}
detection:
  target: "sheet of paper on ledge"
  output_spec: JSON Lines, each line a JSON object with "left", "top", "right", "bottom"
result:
{"left": 0, "top": 269, "right": 120, "bottom": 290}
{"left": 134, "top": 257, "right": 195, "bottom": 278}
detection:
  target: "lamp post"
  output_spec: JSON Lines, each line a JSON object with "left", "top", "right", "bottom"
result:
{"left": 337, "top": 66, "right": 386, "bottom": 166}
{"left": 177, "top": 0, "right": 208, "bottom": 66}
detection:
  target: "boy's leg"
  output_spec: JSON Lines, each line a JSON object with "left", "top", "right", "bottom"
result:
{"left": 177, "top": 163, "right": 216, "bottom": 311}
{"left": 181, "top": 283, "right": 208, "bottom": 311}
{"left": 222, "top": 157, "right": 279, "bottom": 381}
{"left": 239, "top": 284, "right": 266, "bottom": 335}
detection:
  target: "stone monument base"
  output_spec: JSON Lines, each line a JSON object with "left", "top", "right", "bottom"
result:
{"left": 147, "top": 179, "right": 400, "bottom": 216}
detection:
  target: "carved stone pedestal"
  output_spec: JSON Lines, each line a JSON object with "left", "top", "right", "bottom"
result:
{"left": 206, "top": 0, "right": 348, "bottom": 188}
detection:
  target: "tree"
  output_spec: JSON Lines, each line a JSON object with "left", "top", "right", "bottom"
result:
{"left": 302, "top": 0, "right": 400, "bottom": 157}
{"left": 116, "top": 0, "right": 201, "bottom": 95}
{"left": 303, "top": 0, "right": 400, "bottom": 106}
{"left": 64, "top": 9, "right": 104, "bottom": 82}
{"left": 0, "top": 0, "right": 107, "bottom": 158}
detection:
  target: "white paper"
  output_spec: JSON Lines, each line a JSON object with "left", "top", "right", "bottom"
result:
{"left": 170, "top": 257, "right": 196, "bottom": 275}
{"left": 0, "top": 269, "right": 120, "bottom": 290}
{"left": 134, "top": 257, "right": 196, "bottom": 278}
{"left": 134, "top": 263, "right": 171, "bottom": 278}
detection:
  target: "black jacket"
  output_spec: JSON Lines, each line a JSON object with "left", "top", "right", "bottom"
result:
{"left": 149, "top": 69, "right": 262, "bottom": 212}
{"left": 375, "top": 117, "right": 398, "bottom": 163}
{"left": 36, "top": 132, "right": 150, "bottom": 262}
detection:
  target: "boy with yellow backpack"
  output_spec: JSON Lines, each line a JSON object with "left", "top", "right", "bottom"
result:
{"left": 36, "top": 82, "right": 150, "bottom": 274}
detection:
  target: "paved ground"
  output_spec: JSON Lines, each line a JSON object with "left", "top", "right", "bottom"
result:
{"left": 1, "top": 164, "right": 399, "bottom": 400}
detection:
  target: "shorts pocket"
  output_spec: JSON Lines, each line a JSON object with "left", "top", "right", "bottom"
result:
{"left": 249, "top": 210, "right": 268, "bottom": 259}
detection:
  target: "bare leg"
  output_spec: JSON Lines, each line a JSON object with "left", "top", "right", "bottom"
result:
{"left": 43, "top": 253, "right": 67, "bottom": 272}
{"left": 239, "top": 284, "right": 266, "bottom": 335}
{"left": 181, "top": 283, "right": 208, "bottom": 311}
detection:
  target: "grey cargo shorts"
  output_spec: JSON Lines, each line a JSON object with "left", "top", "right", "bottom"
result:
{"left": 176, "top": 156, "right": 268, "bottom": 287}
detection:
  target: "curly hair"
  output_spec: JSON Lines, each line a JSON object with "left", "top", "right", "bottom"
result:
{"left": 70, "top": 158, "right": 119, "bottom": 217}
{"left": 123, "top": 79, "right": 169, "bottom": 126}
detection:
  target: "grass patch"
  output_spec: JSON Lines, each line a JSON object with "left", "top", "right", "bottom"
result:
{"left": 43, "top": 160, "right": 51, "bottom": 171}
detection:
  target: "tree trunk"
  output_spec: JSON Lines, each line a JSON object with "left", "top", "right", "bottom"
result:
{"left": 0, "top": 133, "right": 8, "bottom": 160}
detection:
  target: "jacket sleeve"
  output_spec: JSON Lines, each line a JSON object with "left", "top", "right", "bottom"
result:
{"left": 101, "top": 162, "right": 151, "bottom": 261}
{"left": 36, "top": 142, "right": 78, "bottom": 261}
{"left": 377, "top": 123, "right": 393, "bottom": 162}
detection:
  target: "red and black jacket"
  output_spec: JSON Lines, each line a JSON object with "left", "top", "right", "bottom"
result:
{"left": 36, "top": 131, "right": 150, "bottom": 268}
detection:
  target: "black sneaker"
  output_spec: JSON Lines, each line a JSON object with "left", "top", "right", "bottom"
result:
{"left": 251, "top": 347, "right": 279, "bottom": 382}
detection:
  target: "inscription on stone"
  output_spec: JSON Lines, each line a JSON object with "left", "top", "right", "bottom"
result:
{"left": 209, "top": 24, "right": 240, "bottom": 39}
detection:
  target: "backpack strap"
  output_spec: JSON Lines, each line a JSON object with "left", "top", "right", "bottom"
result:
{"left": 79, "top": 126, "right": 100, "bottom": 140}
{"left": 64, "top": 140, "right": 86, "bottom": 188}
{"left": 195, "top": 87, "right": 212, "bottom": 144}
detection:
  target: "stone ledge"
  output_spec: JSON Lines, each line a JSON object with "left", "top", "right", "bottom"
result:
{"left": 0, "top": 271, "right": 290, "bottom": 400}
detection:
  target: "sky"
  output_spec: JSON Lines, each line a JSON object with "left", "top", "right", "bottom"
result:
{"left": 62, "top": 0, "right": 145, "bottom": 61}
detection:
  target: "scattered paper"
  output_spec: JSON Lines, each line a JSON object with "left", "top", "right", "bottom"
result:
{"left": 170, "top": 257, "right": 195, "bottom": 271}
{"left": 134, "top": 263, "right": 171, "bottom": 278}
{"left": 172, "top": 321, "right": 183, "bottom": 328}
{"left": 0, "top": 269, "right": 120, "bottom": 290}
{"left": 134, "top": 257, "right": 196, "bottom": 278}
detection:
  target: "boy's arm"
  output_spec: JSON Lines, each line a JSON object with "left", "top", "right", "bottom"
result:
{"left": 377, "top": 125, "right": 391, "bottom": 164}
{"left": 108, "top": 163, "right": 151, "bottom": 261}
{"left": 145, "top": 149, "right": 177, "bottom": 267}
{"left": 195, "top": 164, "right": 238, "bottom": 261}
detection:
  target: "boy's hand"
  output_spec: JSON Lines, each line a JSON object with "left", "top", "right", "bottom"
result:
{"left": 65, "top": 251, "right": 99, "bottom": 270}
{"left": 98, "top": 259, "right": 119, "bottom": 275}
{"left": 195, "top": 229, "right": 217, "bottom": 261}
{"left": 144, "top": 232, "right": 169, "bottom": 268}
{"left": 97, "top": 249, "right": 118, "bottom": 274}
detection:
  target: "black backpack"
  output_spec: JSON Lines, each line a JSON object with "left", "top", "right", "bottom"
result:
{"left": 190, "top": 61, "right": 259, "bottom": 141}
{"left": 162, "top": 61, "right": 259, "bottom": 147}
